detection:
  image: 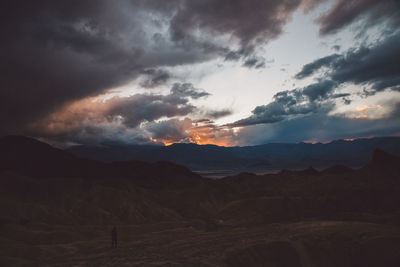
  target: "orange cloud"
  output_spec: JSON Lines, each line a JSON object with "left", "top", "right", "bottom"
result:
{"left": 355, "top": 105, "right": 382, "bottom": 112}
{"left": 148, "top": 119, "right": 236, "bottom": 147}
{"left": 33, "top": 95, "right": 238, "bottom": 146}
{"left": 344, "top": 104, "right": 386, "bottom": 120}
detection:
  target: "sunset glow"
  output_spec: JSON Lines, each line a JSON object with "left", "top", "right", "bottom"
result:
{"left": 150, "top": 127, "right": 233, "bottom": 147}
{"left": 3, "top": 0, "right": 399, "bottom": 146}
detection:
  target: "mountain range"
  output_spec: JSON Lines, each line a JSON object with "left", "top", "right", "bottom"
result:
{"left": 66, "top": 136, "right": 400, "bottom": 177}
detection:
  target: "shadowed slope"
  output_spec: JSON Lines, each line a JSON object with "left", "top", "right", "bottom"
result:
{"left": 0, "top": 135, "right": 203, "bottom": 188}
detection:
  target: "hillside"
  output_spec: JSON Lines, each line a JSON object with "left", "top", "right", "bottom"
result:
{"left": 1, "top": 136, "right": 400, "bottom": 266}
{"left": 0, "top": 135, "right": 202, "bottom": 189}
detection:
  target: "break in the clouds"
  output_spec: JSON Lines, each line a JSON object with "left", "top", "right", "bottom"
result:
{"left": 1, "top": 0, "right": 400, "bottom": 145}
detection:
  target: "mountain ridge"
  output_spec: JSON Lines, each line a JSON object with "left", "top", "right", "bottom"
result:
{"left": 65, "top": 136, "right": 400, "bottom": 175}
{"left": 0, "top": 135, "right": 202, "bottom": 188}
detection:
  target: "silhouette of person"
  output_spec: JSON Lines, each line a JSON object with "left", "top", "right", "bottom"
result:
{"left": 111, "top": 226, "right": 118, "bottom": 248}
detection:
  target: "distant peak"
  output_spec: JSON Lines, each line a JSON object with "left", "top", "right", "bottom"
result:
{"left": 1, "top": 135, "right": 34, "bottom": 141}
{"left": 372, "top": 148, "right": 397, "bottom": 165}
{"left": 0, "top": 135, "right": 50, "bottom": 147}
{"left": 169, "top": 142, "right": 199, "bottom": 147}
{"left": 322, "top": 165, "right": 353, "bottom": 174}
{"left": 302, "top": 166, "right": 319, "bottom": 175}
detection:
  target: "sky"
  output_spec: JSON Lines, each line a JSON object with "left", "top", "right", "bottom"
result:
{"left": 1, "top": 0, "right": 400, "bottom": 146}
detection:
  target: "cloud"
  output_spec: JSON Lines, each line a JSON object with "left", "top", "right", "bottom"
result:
{"left": 106, "top": 94, "right": 193, "bottom": 128}
{"left": 295, "top": 54, "right": 340, "bottom": 79}
{"left": 242, "top": 57, "right": 266, "bottom": 69}
{"left": 142, "top": 118, "right": 235, "bottom": 146}
{"left": 302, "top": 80, "right": 338, "bottom": 101}
{"left": 205, "top": 109, "right": 233, "bottom": 119}
{"left": 145, "top": 118, "right": 194, "bottom": 143}
{"left": 44, "top": 123, "right": 153, "bottom": 147}
{"left": 139, "top": 69, "right": 171, "bottom": 88}
{"left": 230, "top": 80, "right": 339, "bottom": 127}
{"left": 295, "top": 31, "right": 400, "bottom": 95}
{"left": 29, "top": 83, "right": 210, "bottom": 142}
{"left": 233, "top": 106, "right": 400, "bottom": 145}
{"left": 168, "top": 0, "right": 304, "bottom": 67}
{"left": 344, "top": 104, "right": 384, "bottom": 119}
{"left": 171, "top": 83, "right": 210, "bottom": 99}
{"left": 169, "top": 0, "right": 301, "bottom": 54}
{"left": 305, "top": 0, "right": 400, "bottom": 35}
{"left": 0, "top": 0, "right": 226, "bottom": 135}
{"left": 391, "top": 102, "right": 400, "bottom": 118}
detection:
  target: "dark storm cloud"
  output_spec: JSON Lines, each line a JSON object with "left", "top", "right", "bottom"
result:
{"left": 29, "top": 82, "right": 211, "bottom": 144}
{"left": 313, "top": 0, "right": 400, "bottom": 35}
{"left": 295, "top": 54, "right": 340, "bottom": 79}
{"left": 230, "top": 80, "right": 339, "bottom": 127}
{"left": 224, "top": 51, "right": 242, "bottom": 61}
{"left": 170, "top": 83, "right": 210, "bottom": 99}
{"left": 170, "top": 0, "right": 301, "bottom": 55}
{"left": 145, "top": 118, "right": 193, "bottom": 142}
{"left": 2, "top": 0, "right": 310, "bottom": 143}
{"left": 106, "top": 94, "right": 193, "bottom": 128}
{"left": 243, "top": 57, "right": 266, "bottom": 69}
{"left": 331, "top": 93, "right": 350, "bottom": 98}
{"left": 95, "top": 83, "right": 209, "bottom": 128}
{"left": 302, "top": 80, "right": 338, "bottom": 101}
{"left": 225, "top": 51, "right": 267, "bottom": 69}
{"left": 0, "top": 0, "right": 218, "bottom": 135}
{"left": 43, "top": 123, "right": 153, "bottom": 147}
{"left": 0, "top": 0, "right": 136, "bottom": 134}
{"left": 139, "top": 69, "right": 171, "bottom": 88}
{"left": 295, "top": 32, "right": 400, "bottom": 95}
{"left": 205, "top": 109, "right": 233, "bottom": 119}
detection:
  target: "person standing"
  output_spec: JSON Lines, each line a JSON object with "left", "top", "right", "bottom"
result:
{"left": 111, "top": 226, "right": 118, "bottom": 248}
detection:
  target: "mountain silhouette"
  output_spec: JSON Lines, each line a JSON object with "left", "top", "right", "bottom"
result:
{"left": 372, "top": 148, "right": 400, "bottom": 167}
{"left": 0, "top": 135, "right": 202, "bottom": 188}
{"left": 66, "top": 136, "right": 400, "bottom": 175}
{"left": 322, "top": 164, "right": 354, "bottom": 175}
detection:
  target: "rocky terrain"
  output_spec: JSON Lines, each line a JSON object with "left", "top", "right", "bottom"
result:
{"left": 1, "top": 136, "right": 400, "bottom": 266}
